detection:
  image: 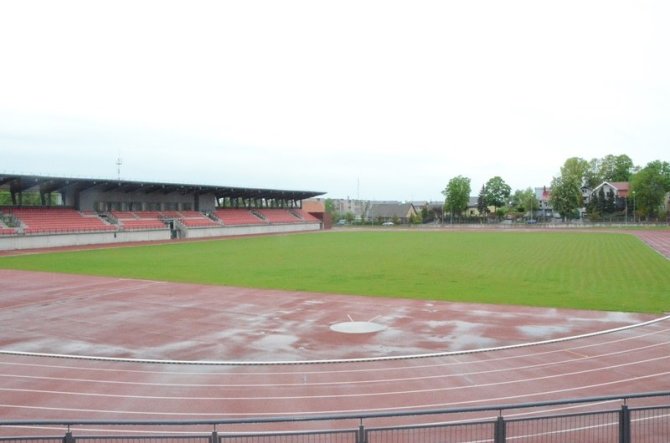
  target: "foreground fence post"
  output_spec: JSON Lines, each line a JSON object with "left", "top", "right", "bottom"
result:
{"left": 619, "top": 405, "right": 631, "bottom": 443}
{"left": 494, "top": 415, "right": 506, "bottom": 443}
{"left": 357, "top": 419, "right": 367, "bottom": 443}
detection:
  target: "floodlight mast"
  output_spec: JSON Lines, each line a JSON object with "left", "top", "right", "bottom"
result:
{"left": 116, "top": 155, "right": 123, "bottom": 182}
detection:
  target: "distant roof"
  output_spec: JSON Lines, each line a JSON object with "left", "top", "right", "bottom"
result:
{"left": 370, "top": 202, "right": 416, "bottom": 218}
{"left": 0, "top": 173, "right": 325, "bottom": 201}
{"left": 592, "top": 181, "right": 630, "bottom": 198}
{"left": 609, "top": 181, "right": 630, "bottom": 191}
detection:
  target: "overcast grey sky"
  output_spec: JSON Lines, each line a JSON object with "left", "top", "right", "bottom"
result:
{"left": 1, "top": 0, "right": 668, "bottom": 201}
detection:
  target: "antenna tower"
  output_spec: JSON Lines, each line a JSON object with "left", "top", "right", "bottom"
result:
{"left": 116, "top": 154, "right": 123, "bottom": 181}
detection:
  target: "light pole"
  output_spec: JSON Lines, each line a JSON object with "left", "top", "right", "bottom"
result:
{"left": 625, "top": 196, "right": 628, "bottom": 224}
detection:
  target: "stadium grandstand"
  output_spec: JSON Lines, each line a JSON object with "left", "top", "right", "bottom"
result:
{"left": 0, "top": 173, "right": 325, "bottom": 250}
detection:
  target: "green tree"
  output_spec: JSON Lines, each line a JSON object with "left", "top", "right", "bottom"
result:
{"left": 550, "top": 175, "right": 583, "bottom": 221}
{"left": 510, "top": 189, "right": 524, "bottom": 213}
{"left": 585, "top": 158, "right": 603, "bottom": 189}
{"left": 603, "top": 154, "right": 635, "bottom": 182}
{"left": 0, "top": 190, "right": 58, "bottom": 206}
{"left": 550, "top": 157, "right": 592, "bottom": 221}
{"left": 442, "top": 176, "right": 471, "bottom": 221}
{"left": 420, "top": 206, "right": 430, "bottom": 223}
{"left": 561, "top": 157, "right": 590, "bottom": 186}
{"left": 586, "top": 154, "right": 636, "bottom": 188}
{"left": 605, "top": 189, "right": 617, "bottom": 214}
{"left": 631, "top": 160, "right": 670, "bottom": 220}
{"left": 483, "top": 176, "right": 511, "bottom": 215}
{"left": 518, "top": 187, "right": 538, "bottom": 219}
{"left": 0, "top": 191, "right": 12, "bottom": 206}
{"left": 587, "top": 189, "right": 599, "bottom": 215}
{"left": 324, "top": 199, "right": 339, "bottom": 222}
{"left": 597, "top": 187, "right": 607, "bottom": 214}
{"left": 477, "top": 185, "right": 488, "bottom": 219}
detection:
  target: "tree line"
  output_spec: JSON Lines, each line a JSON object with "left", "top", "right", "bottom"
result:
{"left": 443, "top": 154, "right": 670, "bottom": 222}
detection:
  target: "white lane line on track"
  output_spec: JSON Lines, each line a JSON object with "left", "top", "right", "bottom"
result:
{"left": 0, "top": 371, "right": 668, "bottom": 417}
{"left": 2, "top": 324, "right": 668, "bottom": 377}
{"left": 2, "top": 340, "right": 668, "bottom": 389}
{"left": 564, "top": 349, "right": 590, "bottom": 359}
{"left": 1, "top": 354, "right": 668, "bottom": 401}
{"left": 2, "top": 314, "right": 668, "bottom": 366}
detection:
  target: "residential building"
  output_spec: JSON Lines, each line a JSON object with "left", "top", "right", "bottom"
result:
{"left": 368, "top": 202, "right": 418, "bottom": 224}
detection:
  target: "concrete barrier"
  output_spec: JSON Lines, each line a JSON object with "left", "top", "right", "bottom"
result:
{"left": 0, "top": 223, "right": 322, "bottom": 251}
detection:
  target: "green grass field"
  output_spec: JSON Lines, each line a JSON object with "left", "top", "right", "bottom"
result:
{"left": 1, "top": 231, "right": 668, "bottom": 313}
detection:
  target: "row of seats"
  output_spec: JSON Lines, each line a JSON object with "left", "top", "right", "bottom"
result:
{"left": 0, "top": 227, "right": 17, "bottom": 236}
{"left": 213, "top": 209, "right": 320, "bottom": 226}
{"left": 109, "top": 211, "right": 167, "bottom": 230}
{"left": 4, "top": 208, "right": 116, "bottom": 235}
{"left": 171, "top": 211, "right": 220, "bottom": 227}
{"left": 180, "top": 218, "right": 220, "bottom": 228}
{"left": 110, "top": 210, "right": 218, "bottom": 229}
{"left": 0, "top": 207, "right": 321, "bottom": 235}
{"left": 118, "top": 219, "right": 167, "bottom": 230}
{"left": 214, "top": 209, "right": 265, "bottom": 225}
{"left": 256, "top": 209, "right": 302, "bottom": 223}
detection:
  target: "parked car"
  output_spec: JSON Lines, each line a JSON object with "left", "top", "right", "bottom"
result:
{"left": 382, "top": 221, "right": 394, "bottom": 226}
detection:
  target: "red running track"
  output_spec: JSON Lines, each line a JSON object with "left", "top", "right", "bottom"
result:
{"left": 633, "top": 229, "right": 670, "bottom": 259}
{"left": 0, "top": 269, "right": 668, "bottom": 429}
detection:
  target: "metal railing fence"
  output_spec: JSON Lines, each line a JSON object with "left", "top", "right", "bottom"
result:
{"left": 1, "top": 391, "right": 668, "bottom": 443}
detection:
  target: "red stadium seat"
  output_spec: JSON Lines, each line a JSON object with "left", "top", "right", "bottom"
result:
{"left": 9, "top": 208, "right": 116, "bottom": 235}
{"left": 214, "top": 209, "right": 266, "bottom": 226}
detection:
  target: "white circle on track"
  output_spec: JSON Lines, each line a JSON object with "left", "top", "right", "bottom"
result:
{"left": 330, "top": 321, "right": 387, "bottom": 334}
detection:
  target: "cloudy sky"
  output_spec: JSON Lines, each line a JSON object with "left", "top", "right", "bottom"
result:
{"left": 1, "top": 1, "right": 668, "bottom": 201}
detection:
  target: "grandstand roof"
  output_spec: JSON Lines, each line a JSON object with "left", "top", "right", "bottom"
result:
{"left": 0, "top": 173, "right": 325, "bottom": 201}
